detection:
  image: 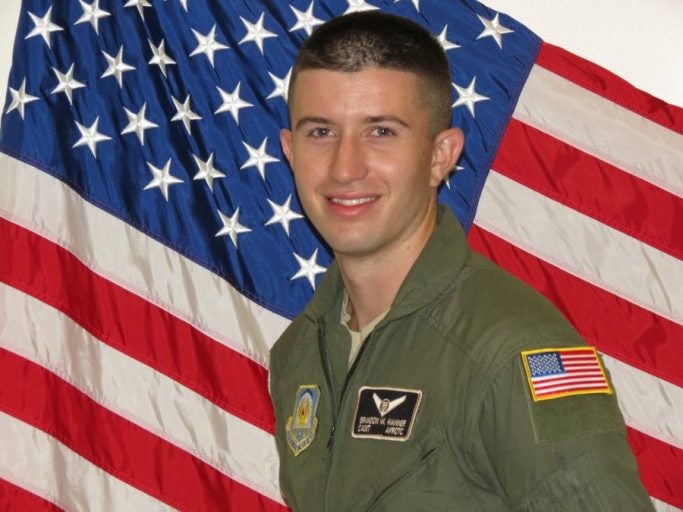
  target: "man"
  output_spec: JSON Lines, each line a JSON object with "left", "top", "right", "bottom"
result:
{"left": 269, "top": 11, "right": 653, "bottom": 511}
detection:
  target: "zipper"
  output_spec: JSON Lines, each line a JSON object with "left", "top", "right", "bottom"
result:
{"left": 319, "top": 323, "right": 382, "bottom": 510}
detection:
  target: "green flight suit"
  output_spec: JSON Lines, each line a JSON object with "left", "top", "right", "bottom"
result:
{"left": 269, "top": 206, "right": 653, "bottom": 511}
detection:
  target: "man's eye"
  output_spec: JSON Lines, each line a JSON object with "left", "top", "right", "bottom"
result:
{"left": 371, "top": 126, "right": 395, "bottom": 137}
{"left": 308, "top": 127, "right": 332, "bottom": 138}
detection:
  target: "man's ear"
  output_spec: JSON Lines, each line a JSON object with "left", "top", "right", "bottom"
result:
{"left": 280, "top": 128, "right": 293, "bottom": 166}
{"left": 429, "top": 127, "right": 464, "bottom": 187}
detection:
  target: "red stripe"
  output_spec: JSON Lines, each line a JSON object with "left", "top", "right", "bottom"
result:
{"left": 0, "top": 349, "right": 287, "bottom": 512}
{"left": 535, "top": 383, "right": 609, "bottom": 394}
{"left": 0, "top": 217, "right": 275, "bottom": 433}
{"left": 494, "top": 118, "right": 683, "bottom": 259}
{"left": 467, "top": 225, "right": 683, "bottom": 388}
{"left": 0, "top": 478, "right": 63, "bottom": 512}
{"left": 537, "top": 42, "right": 683, "bottom": 135}
{"left": 627, "top": 427, "right": 683, "bottom": 509}
{"left": 535, "top": 377, "right": 607, "bottom": 388}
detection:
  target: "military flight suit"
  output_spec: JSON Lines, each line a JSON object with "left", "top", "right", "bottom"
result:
{"left": 269, "top": 206, "right": 653, "bottom": 511}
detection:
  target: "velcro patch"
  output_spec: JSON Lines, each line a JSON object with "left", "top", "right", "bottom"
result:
{"left": 521, "top": 347, "right": 612, "bottom": 402}
{"left": 352, "top": 386, "right": 422, "bottom": 441}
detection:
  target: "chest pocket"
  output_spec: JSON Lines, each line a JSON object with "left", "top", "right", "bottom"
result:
{"left": 337, "top": 421, "right": 449, "bottom": 512}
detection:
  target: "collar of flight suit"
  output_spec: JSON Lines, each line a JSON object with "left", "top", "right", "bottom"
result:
{"left": 303, "top": 204, "right": 472, "bottom": 326}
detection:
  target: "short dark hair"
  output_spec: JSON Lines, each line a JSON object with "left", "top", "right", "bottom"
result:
{"left": 288, "top": 11, "right": 452, "bottom": 134}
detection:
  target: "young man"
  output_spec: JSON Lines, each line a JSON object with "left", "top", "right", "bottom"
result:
{"left": 269, "top": 11, "right": 653, "bottom": 511}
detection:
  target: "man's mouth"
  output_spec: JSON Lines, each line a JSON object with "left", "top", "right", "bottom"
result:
{"left": 328, "top": 196, "right": 377, "bottom": 206}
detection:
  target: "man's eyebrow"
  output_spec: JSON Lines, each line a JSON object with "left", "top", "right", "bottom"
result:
{"left": 365, "top": 115, "right": 410, "bottom": 128}
{"left": 294, "top": 116, "right": 333, "bottom": 130}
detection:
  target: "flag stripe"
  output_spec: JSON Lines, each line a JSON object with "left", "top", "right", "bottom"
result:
{"left": 0, "top": 282, "right": 282, "bottom": 503}
{"left": 603, "top": 354, "right": 683, "bottom": 450}
{"left": 0, "top": 153, "right": 289, "bottom": 367}
{"left": 652, "top": 497, "right": 682, "bottom": 512}
{"left": 627, "top": 427, "right": 683, "bottom": 510}
{"left": 0, "top": 215, "right": 276, "bottom": 433}
{"left": 533, "top": 372, "right": 605, "bottom": 384}
{"left": 514, "top": 65, "right": 683, "bottom": 196}
{"left": 0, "top": 412, "right": 174, "bottom": 512}
{"left": 468, "top": 225, "right": 683, "bottom": 387}
{"left": 0, "top": 478, "right": 63, "bottom": 512}
{"left": 537, "top": 43, "right": 683, "bottom": 136}
{"left": 0, "top": 349, "right": 287, "bottom": 512}
{"left": 493, "top": 118, "right": 683, "bottom": 259}
{"left": 475, "top": 171, "right": 682, "bottom": 325}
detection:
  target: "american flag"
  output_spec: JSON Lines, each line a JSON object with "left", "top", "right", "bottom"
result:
{"left": 0, "top": 0, "right": 680, "bottom": 511}
{"left": 522, "top": 347, "right": 611, "bottom": 401}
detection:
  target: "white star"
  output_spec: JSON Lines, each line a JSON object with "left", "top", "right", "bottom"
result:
{"left": 143, "top": 159, "right": 183, "bottom": 201}
{"left": 5, "top": 79, "right": 39, "bottom": 119}
{"left": 265, "top": 195, "right": 304, "bottom": 236}
{"left": 476, "top": 13, "right": 513, "bottom": 49}
{"left": 166, "top": 0, "right": 189, "bottom": 10}
{"left": 171, "top": 95, "right": 202, "bottom": 134}
{"left": 124, "top": 0, "right": 152, "bottom": 19}
{"left": 344, "top": 0, "right": 379, "bottom": 14}
{"left": 101, "top": 47, "right": 135, "bottom": 88}
{"left": 267, "top": 68, "right": 291, "bottom": 101}
{"left": 72, "top": 117, "right": 112, "bottom": 158}
{"left": 190, "top": 25, "right": 229, "bottom": 67}
{"left": 51, "top": 65, "right": 86, "bottom": 105}
{"left": 192, "top": 152, "right": 226, "bottom": 191}
{"left": 289, "top": 3, "right": 324, "bottom": 36}
{"left": 452, "top": 77, "right": 489, "bottom": 117}
{"left": 121, "top": 103, "right": 158, "bottom": 144}
{"left": 148, "top": 39, "right": 176, "bottom": 77}
{"left": 25, "top": 6, "right": 63, "bottom": 48}
{"left": 240, "top": 138, "right": 279, "bottom": 180}
{"left": 291, "top": 249, "right": 326, "bottom": 290}
{"left": 444, "top": 165, "right": 464, "bottom": 189}
{"left": 215, "top": 208, "right": 252, "bottom": 248}
{"left": 215, "top": 82, "right": 253, "bottom": 122}
{"left": 436, "top": 25, "right": 460, "bottom": 51}
{"left": 74, "top": 0, "right": 111, "bottom": 34}
{"left": 239, "top": 13, "right": 277, "bottom": 55}
{"left": 395, "top": 0, "right": 420, "bottom": 10}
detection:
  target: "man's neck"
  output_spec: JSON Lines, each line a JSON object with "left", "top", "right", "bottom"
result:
{"left": 336, "top": 215, "right": 437, "bottom": 332}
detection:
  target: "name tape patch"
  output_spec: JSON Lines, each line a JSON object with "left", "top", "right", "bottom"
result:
{"left": 352, "top": 386, "right": 422, "bottom": 441}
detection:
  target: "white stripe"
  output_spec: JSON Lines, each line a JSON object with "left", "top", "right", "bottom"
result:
{"left": 533, "top": 371, "right": 602, "bottom": 382}
{"left": 0, "top": 153, "right": 290, "bottom": 367}
{"left": 602, "top": 354, "right": 683, "bottom": 450}
{"left": 515, "top": 65, "right": 683, "bottom": 197}
{"left": 475, "top": 170, "right": 683, "bottom": 325}
{"left": 0, "top": 412, "right": 175, "bottom": 512}
{"left": 0, "top": 283, "right": 283, "bottom": 504}
{"left": 653, "top": 497, "right": 683, "bottom": 512}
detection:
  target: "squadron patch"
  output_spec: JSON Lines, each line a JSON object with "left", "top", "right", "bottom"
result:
{"left": 286, "top": 385, "right": 320, "bottom": 456}
{"left": 352, "top": 386, "right": 422, "bottom": 441}
{"left": 521, "top": 347, "right": 612, "bottom": 402}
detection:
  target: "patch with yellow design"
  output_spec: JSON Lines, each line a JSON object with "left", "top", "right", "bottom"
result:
{"left": 286, "top": 385, "right": 320, "bottom": 456}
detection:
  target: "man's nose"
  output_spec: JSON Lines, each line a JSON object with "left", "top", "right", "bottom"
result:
{"left": 330, "top": 135, "right": 367, "bottom": 183}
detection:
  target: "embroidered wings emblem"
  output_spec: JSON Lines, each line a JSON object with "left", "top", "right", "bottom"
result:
{"left": 372, "top": 392, "right": 407, "bottom": 417}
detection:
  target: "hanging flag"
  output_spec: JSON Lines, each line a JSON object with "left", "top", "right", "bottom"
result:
{"left": 0, "top": 0, "right": 681, "bottom": 510}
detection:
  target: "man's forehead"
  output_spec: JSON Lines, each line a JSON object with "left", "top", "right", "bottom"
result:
{"left": 288, "top": 67, "right": 422, "bottom": 113}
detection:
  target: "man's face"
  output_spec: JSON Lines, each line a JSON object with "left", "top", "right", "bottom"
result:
{"left": 281, "top": 67, "right": 462, "bottom": 261}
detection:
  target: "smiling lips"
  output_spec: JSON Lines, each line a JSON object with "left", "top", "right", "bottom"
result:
{"left": 328, "top": 196, "right": 377, "bottom": 206}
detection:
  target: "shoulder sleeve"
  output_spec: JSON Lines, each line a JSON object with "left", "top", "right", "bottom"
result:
{"left": 466, "top": 352, "right": 654, "bottom": 511}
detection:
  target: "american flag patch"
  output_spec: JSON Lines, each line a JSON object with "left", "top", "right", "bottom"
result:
{"left": 521, "top": 347, "right": 612, "bottom": 402}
